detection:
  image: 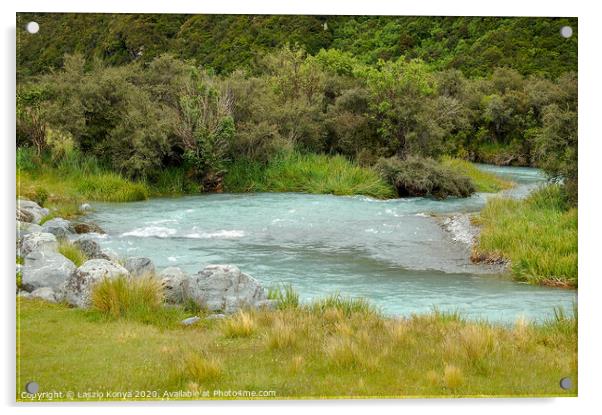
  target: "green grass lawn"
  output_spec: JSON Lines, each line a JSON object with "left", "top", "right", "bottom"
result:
{"left": 473, "top": 185, "right": 577, "bottom": 287}
{"left": 17, "top": 298, "right": 577, "bottom": 401}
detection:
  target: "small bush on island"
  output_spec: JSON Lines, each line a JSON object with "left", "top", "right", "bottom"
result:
{"left": 375, "top": 156, "right": 475, "bottom": 198}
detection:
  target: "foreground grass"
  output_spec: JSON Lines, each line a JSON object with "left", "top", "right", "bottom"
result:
{"left": 441, "top": 157, "right": 513, "bottom": 193}
{"left": 224, "top": 152, "right": 396, "bottom": 199}
{"left": 473, "top": 185, "right": 577, "bottom": 287}
{"left": 17, "top": 297, "right": 576, "bottom": 400}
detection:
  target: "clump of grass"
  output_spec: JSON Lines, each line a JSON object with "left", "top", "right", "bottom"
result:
{"left": 309, "top": 293, "right": 378, "bottom": 317}
{"left": 31, "top": 186, "right": 49, "bottom": 207}
{"left": 474, "top": 184, "right": 577, "bottom": 287}
{"left": 76, "top": 173, "right": 149, "bottom": 202}
{"left": 224, "top": 151, "right": 396, "bottom": 199}
{"left": 267, "top": 284, "right": 300, "bottom": 310}
{"left": 375, "top": 155, "right": 475, "bottom": 198}
{"left": 289, "top": 355, "right": 305, "bottom": 374}
{"left": 443, "top": 364, "right": 464, "bottom": 390}
{"left": 90, "top": 276, "right": 164, "bottom": 321}
{"left": 324, "top": 337, "right": 364, "bottom": 369}
{"left": 151, "top": 167, "right": 200, "bottom": 195}
{"left": 221, "top": 311, "right": 256, "bottom": 338}
{"left": 17, "top": 150, "right": 150, "bottom": 217}
{"left": 266, "top": 317, "right": 298, "bottom": 350}
{"left": 16, "top": 256, "right": 24, "bottom": 265}
{"left": 441, "top": 156, "right": 513, "bottom": 193}
{"left": 58, "top": 240, "right": 88, "bottom": 266}
{"left": 181, "top": 353, "right": 223, "bottom": 383}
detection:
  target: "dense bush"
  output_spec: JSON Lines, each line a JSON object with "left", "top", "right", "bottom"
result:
{"left": 375, "top": 156, "right": 475, "bottom": 198}
{"left": 16, "top": 31, "right": 577, "bottom": 201}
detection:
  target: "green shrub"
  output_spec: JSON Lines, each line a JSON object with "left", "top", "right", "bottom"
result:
{"left": 375, "top": 156, "right": 475, "bottom": 198}
{"left": 32, "top": 186, "right": 49, "bottom": 207}
{"left": 16, "top": 147, "right": 37, "bottom": 172}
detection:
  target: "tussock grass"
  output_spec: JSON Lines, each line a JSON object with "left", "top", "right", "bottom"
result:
{"left": 18, "top": 299, "right": 577, "bottom": 399}
{"left": 309, "top": 293, "right": 378, "bottom": 317}
{"left": 179, "top": 353, "right": 223, "bottom": 383}
{"left": 267, "top": 283, "right": 300, "bottom": 310}
{"left": 441, "top": 157, "right": 513, "bottom": 193}
{"left": 90, "top": 275, "right": 164, "bottom": 322}
{"left": 58, "top": 240, "right": 88, "bottom": 267}
{"left": 221, "top": 311, "right": 257, "bottom": 338}
{"left": 76, "top": 174, "right": 149, "bottom": 202}
{"left": 266, "top": 317, "right": 298, "bottom": 350}
{"left": 17, "top": 148, "right": 154, "bottom": 220}
{"left": 443, "top": 365, "right": 464, "bottom": 390}
{"left": 224, "top": 151, "right": 396, "bottom": 199}
{"left": 474, "top": 185, "right": 577, "bottom": 287}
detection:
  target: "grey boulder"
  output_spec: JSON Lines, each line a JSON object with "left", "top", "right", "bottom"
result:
{"left": 73, "top": 238, "right": 109, "bottom": 260}
{"left": 21, "top": 250, "right": 76, "bottom": 292}
{"left": 183, "top": 264, "right": 267, "bottom": 314}
{"left": 19, "top": 232, "right": 58, "bottom": 257}
{"left": 181, "top": 316, "right": 201, "bottom": 326}
{"left": 17, "top": 208, "right": 34, "bottom": 223}
{"left": 159, "top": 267, "right": 188, "bottom": 303}
{"left": 17, "top": 221, "right": 43, "bottom": 241}
{"left": 30, "top": 287, "right": 58, "bottom": 303}
{"left": 124, "top": 257, "right": 155, "bottom": 277}
{"left": 41, "top": 217, "right": 74, "bottom": 238}
{"left": 61, "top": 259, "right": 130, "bottom": 308}
{"left": 17, "top": 200, "right": 49, "bottom": 224}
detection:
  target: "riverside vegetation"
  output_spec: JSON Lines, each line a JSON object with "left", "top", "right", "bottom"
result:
{"left": 16, "top": 14, "right": 578, "bottom": 399}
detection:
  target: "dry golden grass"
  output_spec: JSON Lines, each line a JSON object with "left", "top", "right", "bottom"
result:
{"left": 443, "top": 365, "right": 464, "bottom": 390}
{"left": 180, "top": 353, "right": 223, "bottom": 383}
{"left": 221, "top": 311, "right": 257, "bottom": 338}
{"left": 18, "top": 299, "right": 577, "bottom": 400}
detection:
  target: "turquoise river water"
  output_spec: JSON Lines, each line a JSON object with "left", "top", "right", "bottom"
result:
{"left": 87, "top": 165, "right": 576, "bottom": 323}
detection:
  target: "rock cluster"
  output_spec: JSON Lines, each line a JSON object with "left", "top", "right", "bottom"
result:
{"left": 16, "top": 199, "right": 274, "bottom": 314}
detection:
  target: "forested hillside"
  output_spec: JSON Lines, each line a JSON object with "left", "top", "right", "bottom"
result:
{"left": 17, "top": 14, "right": 577, "bottom": 78}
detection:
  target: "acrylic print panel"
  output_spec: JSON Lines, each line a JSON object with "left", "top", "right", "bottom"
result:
{"left": 16, "top": 13, "right": 578, "bottom": 401}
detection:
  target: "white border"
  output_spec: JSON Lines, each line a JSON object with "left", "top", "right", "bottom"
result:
{"left": 2, "top": 1, "right": 601, "bottom": 414}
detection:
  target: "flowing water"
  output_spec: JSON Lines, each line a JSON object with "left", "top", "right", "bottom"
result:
{"left": 87, "top": 165, "right": 576, "bottom": 323}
